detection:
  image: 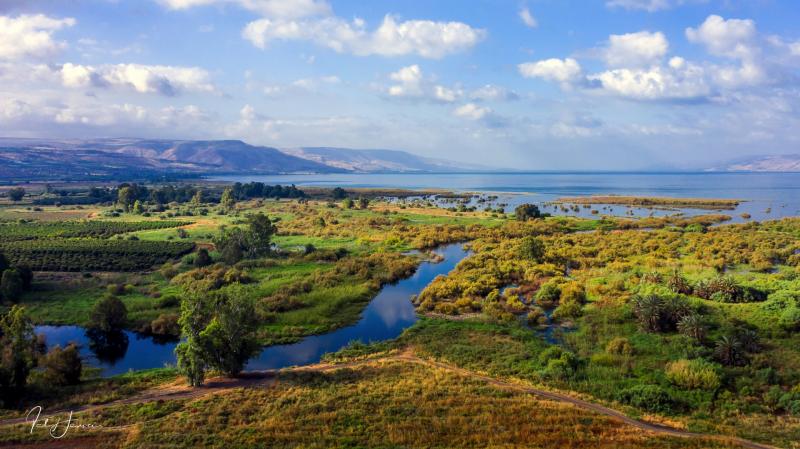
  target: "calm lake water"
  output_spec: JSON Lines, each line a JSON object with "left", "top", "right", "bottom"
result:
{"left": 211, "top": 172, "right": 800, "bottom": 223}
{"left": 35, "top": 243, "right": 470, "bottom": 376}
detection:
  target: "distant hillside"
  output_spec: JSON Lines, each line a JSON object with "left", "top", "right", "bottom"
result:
{"left": 281, "top": 147, "right": 487, "bottom": 173}
{"left": 0, "top": 138, "right": 341, "bottom": 181}
{"left": 709, "top": 154, "right": 800, "bottom": 172}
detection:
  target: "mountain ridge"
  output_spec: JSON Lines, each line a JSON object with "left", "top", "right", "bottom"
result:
{"left": 706, "top": 154, "right": 800, "bottom": 172}
{"left": 280, "top": 146, "right": 488, "bottom": 173}
{"left": 0, "top": 138, "right": 482, "bottom": 181}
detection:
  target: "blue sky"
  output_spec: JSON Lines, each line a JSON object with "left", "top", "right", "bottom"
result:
{"left": 1, "top": 0, "right": 799, "bottom": 169}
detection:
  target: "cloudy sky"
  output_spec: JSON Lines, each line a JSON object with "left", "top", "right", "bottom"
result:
{"left": 1, "top": 0, "right": 799, "bottom": 169}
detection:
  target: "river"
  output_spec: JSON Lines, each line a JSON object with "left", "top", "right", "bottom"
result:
{"left": 34, "top": 243, "right": 470, "bottom": 376}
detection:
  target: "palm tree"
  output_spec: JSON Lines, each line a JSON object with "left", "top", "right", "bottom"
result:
{"left": 633, "top": 295, "right": 663, "bottom": 333}
{"left": 677, "top": 313, "right": 705, "bottom": 341}
{"left": 662, "top": 296, "right": 691, "bottom": 330}
{"left": 666, "top": 269, "right": 692, "bottom": 295}
{"left": 714, "top": 335, "right": 744, "bottom": 366}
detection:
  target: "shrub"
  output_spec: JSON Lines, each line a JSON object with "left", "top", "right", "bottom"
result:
{"left": 106, "top": 283, "right": 125, "bottom": 296}
{"left": 194, "top": 248, "right": 212, "bottom": 268}
{"left": 535, "top": 282, "right": 561, "bottom": 307}
{"left": 665, "top": 359, "right": 720, "bottom": 390}
{"left": 90, "top": 296, "right": 128, "bottom": 332}
{"left": 552, "top": 301, "right": 582, "bottom": 321}
{"left": 779, "top": 307, "right": 800, "bottom": 331}
{"left": 41, "top": 344, "right": 82, "bottom": 386}
{"left": 160, "top": 263, "right": 178, "bottom": 280}
{"left": 157, "top": 295, "right": 180, "bottom": 309}
{"left": 150, "top": 314, "right": 180, "bottom": 336}
{"left": 606, "top": 337, "right": 634, "bottom": 356}
{"left": 519, "top": 236, "right": 545, "bottom": 262}
{"left": 560, "top": 282, "right": 586, "bottom": 305}
{"left": 0, "top": 269, "right": 24, "bottom": 303}
{"left": 539, "top": 347, "right": 580, "bottom": 380}
{"left": 526, "top": 307, "right": 547, "bottom": 325}
{"left": 616, "top": 385, "right": 675, "bottom": 414}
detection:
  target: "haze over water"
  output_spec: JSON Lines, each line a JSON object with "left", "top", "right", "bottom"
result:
{"left": 214, "top": 172, "right": 800, "bottom": 222}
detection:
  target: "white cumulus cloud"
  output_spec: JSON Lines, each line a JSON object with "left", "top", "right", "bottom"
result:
{"left": 59, "top": 63, "right": 216, "bottom": 95}
{"left": 518, "top": 58, "right": 583, "bottom": 86}
{"left": 686, "top": 15, "right": 758, "bottom": 60}
{"left": 453, "top": 103, "right": 491, "bottom": 120}
{"left": 243, "top": 14, "right": 485, "bottom": 59}
{"left": 0, "top": 14, "right": 75, "bottom": 60}
{"left": 604, "top": 31, "right": 668, "bottom": 68}
{"left": 385, "top": 64, "right": 462, "bottom": 103}
{"left": 589, "top": 57, "right": 711, "bottom": 100}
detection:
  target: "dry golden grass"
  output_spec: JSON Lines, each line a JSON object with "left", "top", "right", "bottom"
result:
{"left": 1, "top": 361, "right": 742, "bottom": 449}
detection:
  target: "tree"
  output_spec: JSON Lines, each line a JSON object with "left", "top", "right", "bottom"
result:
{"left": 193, "top": 248, "right": 212, "bottom": 268}
{"left": 666, "top": 269, "right": 693, "bottom": 295}
{"left": 90, "top": 296, "right": 128, "bottom": 332}
{"left": 244, "top": 213, "right": 276, "bottom": 258}
{"left": 214, "top": 213, "right": 275, "bottom": 262}
{"left": 358, "top": 197, "right": 369, "bottom": 209}
{"left": 331, "top": 187, "right": 347, "bottom": 199}
{"left": 191, "top": 189, "right": 204, "bottom": 206}
{"left": 1, "top": 269, "right": 24, "bottom": 303}
{"left": 41, "top": 344, "right": 82, "bottom": 386}
{"left": 714, "top": 335, "right": 745, "bottom": 366}
{"left": 117, "top": 186, "right": 135, "bottom": 212}
{"left": 175, "top": 291, "right": 261, "bottom": 385}
{"left": 519, "top": 236, "right": 545, "bottom": 262}
{"left": 132, "top": 200, "right": 144, "bottom": 214}
{"left": 176, "top": 295, "right": 209, "bottom": 387}
{"left": 7, "top": 187, "right": 25, "bottom": 202}
{"left": 515, "top": 203, "right": 542, "bottom": 221}
{"left": 199, "top": 293, "right": 260, "bottom": 377}
{"left": 220, "top": 241, "right": 244, "bottom": 265}
{"left": 343, "top": 198, "right": 354, "bottom": 209}
{"left": 220, "top": 187, "right": 236, "bottom": 211}
{"left": 0, "top": 306, "right": 38, "bottom": 396}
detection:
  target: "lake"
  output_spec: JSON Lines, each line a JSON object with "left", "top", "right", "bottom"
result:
{"left": 35, "top": 243, "right": 470, "bottom": 376}
{"left": 211, "top": 172, "right": 800, "bottom": 222}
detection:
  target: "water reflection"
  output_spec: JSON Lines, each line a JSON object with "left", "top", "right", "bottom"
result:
{"left": 86, "top": 329, "right": 129, "bottom": 364}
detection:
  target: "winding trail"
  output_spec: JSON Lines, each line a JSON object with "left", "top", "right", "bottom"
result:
{"left": 0, "top": 353, "right": 780, "bottom": 449}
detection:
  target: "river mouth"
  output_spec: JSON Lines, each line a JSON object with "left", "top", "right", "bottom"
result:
{"left": 34, "top": 243, "right": 470, "bottom": 377}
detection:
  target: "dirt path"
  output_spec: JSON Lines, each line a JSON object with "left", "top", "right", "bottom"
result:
{"left": 0, "top": 353, "right": 780, "bottom": 449}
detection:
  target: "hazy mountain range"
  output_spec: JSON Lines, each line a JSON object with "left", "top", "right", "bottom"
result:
{"left": 1, "top": 137, "right": 797, "bottom": 181}
{"left": 706, "top": 154, "right": 800, "bottom": 172}
{"left": 0, "top": 138, "right": 485, "bottom": 181}
{"left": 281, "top": 147, "right": 486, "bottom": 173}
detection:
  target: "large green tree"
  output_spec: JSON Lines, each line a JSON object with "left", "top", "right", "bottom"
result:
{"left": 117, "top": 186, "right": 135, "bottom": 212}
{"left": 0, "top": 306, "right": 38, "bottom": 399}
{"left": 175, "top": 290, "right": 261, "bottom": 386}
{"left": 514, "top": 203, "right": 542, "bottom": 221}
{"left": 214, "top": 212, "right": 276, "bottom": 262}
